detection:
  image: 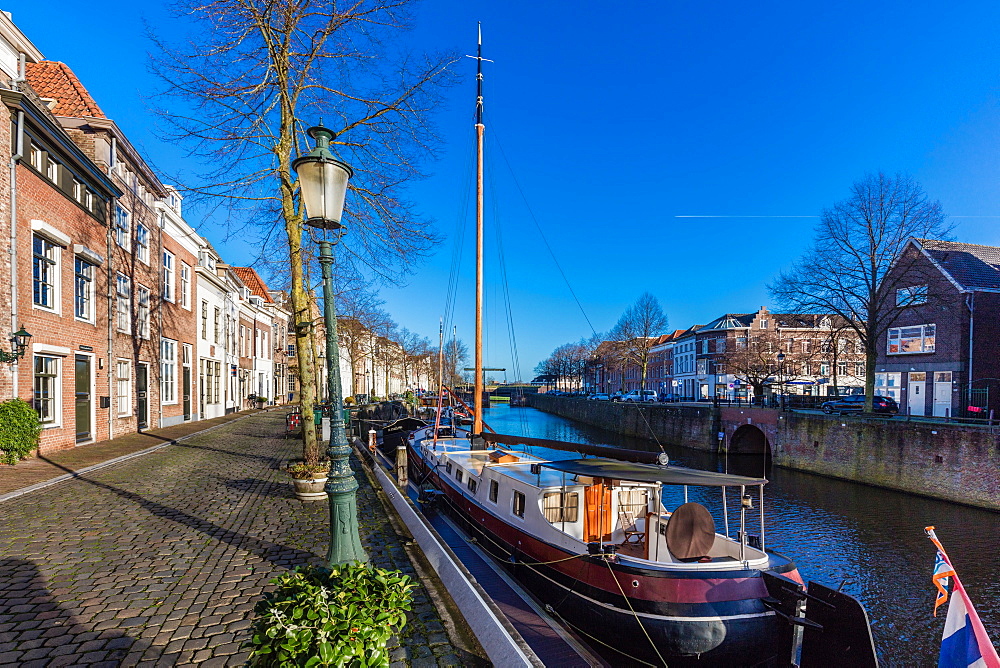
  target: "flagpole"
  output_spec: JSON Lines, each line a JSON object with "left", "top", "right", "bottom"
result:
{"left": 926, "top": 525, "right": 1000, "bottom": 667}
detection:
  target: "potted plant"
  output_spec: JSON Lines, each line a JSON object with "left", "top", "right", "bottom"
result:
{"left": 287, "top": 461, "right": 330, "bottom": 501}
{"left": 246, "top": 564, "right": 414, "bottom": 666}
{"left": 255, "top": 395, "right": 269, "bottom": 408}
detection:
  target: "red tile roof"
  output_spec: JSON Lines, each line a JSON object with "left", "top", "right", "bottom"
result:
{"left": 24, "top": 61, "right": 105, "bottom": 118}
{"left": 231, "top": 267, "right": 274, "bottom": 303}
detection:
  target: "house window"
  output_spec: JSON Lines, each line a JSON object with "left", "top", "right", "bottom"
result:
{"left": 114, "top": 205, "right": 131, "bottom": 250}
{"left": 801, "top": 340, "right": 810, "bottom": 353}
{"left": 838, "top": 361, "right": 848, "bottom": 376}
{"left": 116, "top": 360, "right": 131, "bottom": 416}
{"left": 30, "top": 143, "right": 44, "bottom": 171}
{"left": 33, "top": 355, "right": 59, "bottom": 425}
{"left": 213, "top": 307, "right": 221, "bottom": 343}
{"left": 512, "top": 490, "right": 526, "bottom": 518}
{"left": 137, "top": 285, "right": 151, "bottom": 339}
{"left": 116, "top": 274, "right": 131, "bottom": 332}
{"left": 542, "top": 492, "right": 579, "bottom": 523}
{"left": 74, "top": 257, "right": 94, "bottom": 320}
{"left": 180, "top": 262, "right": 191, "bottom": 308}
{"left": 201, "top": 301, "right": 209, "bottom": 339}
{"left": 489, "top": 480, "right": 499, "bottom": 503}
{"left": 287, "top": 344, "right": 296, "bottom": 356}
{"left": 72, "top": 179, "right": 84, "bottom": 202}
{"left": 46, "top": 158, "right": 60, "bottom": 183}
{"left": 135, "top": 224, "right": 149, "bottom": 263}
{"left": 856, "top": 361, "right": 866, "bottom": 376}
{"left": 820, "top": 364, "right": 830, "bottom": 375}
{"left": 760, "top": 319, "right": 768, "bottom": 329}
{"left": 162, "top": 251, "right": 175, "bottom": 301}
{"left": 896, "top": 285, "right": 928, "bottom": 307}
{"left": 161, "top": 339, "right": 177, "bottom": 404}
{"left": 84, "top": 190, "right": 94, "bottom": 211}
{"left": 887, "top": 324, "right": 936, "bottom": 355}
{"left": 32, "top": 235, "right": 58, "bottom": 309}
{"left": 212, "top": 360, "right": 222, "bottom": 402}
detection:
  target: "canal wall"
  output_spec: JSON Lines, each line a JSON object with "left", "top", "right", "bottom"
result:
{"left": 527, "top": 394, "right": 1000, "bottom": 511}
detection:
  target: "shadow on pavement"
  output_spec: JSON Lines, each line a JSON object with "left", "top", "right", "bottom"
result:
{"left": 0, "top": 558, "right": 148, "bottom": 665}
{"left": 224, "top": 477, "right": 296, "bottom": 499}
{"left": 38, "top": 456, "right": 321, "bottom": 570}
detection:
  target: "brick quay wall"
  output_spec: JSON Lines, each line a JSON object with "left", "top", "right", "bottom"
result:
{"left": 527, "top": 394, "right": 1000, "bottom": 511}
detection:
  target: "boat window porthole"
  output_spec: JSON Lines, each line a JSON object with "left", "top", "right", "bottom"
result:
{"left": 632, "top": 580, "right": 639, "bottom": 588}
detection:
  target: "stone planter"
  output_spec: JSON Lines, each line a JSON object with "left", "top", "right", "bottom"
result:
{"left": 291, "top": 476, "right": 328, "bottom": 501}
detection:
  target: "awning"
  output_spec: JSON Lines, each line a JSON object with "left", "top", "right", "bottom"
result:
{"left": 540, "top": 458, "right": 767, "bottom": 487}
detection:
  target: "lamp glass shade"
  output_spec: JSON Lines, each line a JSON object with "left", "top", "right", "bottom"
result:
{"left": 297, "top": 158, "right": 351, "bottom": 228}
{"left": 11, "top": 326, "right": 30, "bottom": 351}
{"left": 777, "top": 352, "right": 785, "bottom": 362}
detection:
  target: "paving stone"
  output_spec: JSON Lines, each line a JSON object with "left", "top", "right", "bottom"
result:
{"left": 0, "top": 412, "right": 463, "bottom": 665}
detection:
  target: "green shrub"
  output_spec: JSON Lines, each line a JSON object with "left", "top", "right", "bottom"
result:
{"left": 247, "top": 563, "right": 414, "bottom": 667}
{"left": 0, "top": 398, "right": 41, "bottom": 465}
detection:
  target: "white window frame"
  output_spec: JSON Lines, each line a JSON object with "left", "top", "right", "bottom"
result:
{"left": 33, "top": 355, "right": 61, "bottom": 427}
{"left": 32, "top": 235, "right": 60, "bottom": 312}
{"left": 162, "top": 250, "right": 175, "bottom": 302}
{"left": 161, "top": 338, "right": 177, "bottom": 405}
{"left": 114, "top": 205, "right": 131, "bottom": 250}
{"left": 180, "top": 262, "right": 191, "bottom": 309}
{"left": 887, "top": 324, "right": 936, "bottom": 355}
{"left": 137, "top": 285, "right": 151, "bottom": 339}
{"left": 46, "top": 157, "right": 60, "bottom": 183}
{"left": 116, "top": 273, "right": 132, "bottom": 333}
{"left": 201, "top": 300, "right": 209, "bottom": 339}
{"left": 116, "top": 359, "right": 132, "bottom": 417}
{"left": 74, "top": 256, "right": 95, "bottom": 323}
{"left": 896, "top": 285, "right": 928, "bottom": 307}
{"left": 136, "top": 224, "right": 150, "bottom": 264}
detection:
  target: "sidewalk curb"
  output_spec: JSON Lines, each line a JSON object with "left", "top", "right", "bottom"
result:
{"left": 0, "top": 411, "right": 269, "bottom": 505}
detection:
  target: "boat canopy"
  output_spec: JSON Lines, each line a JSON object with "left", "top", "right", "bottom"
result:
{"left": 540, "top": 458, "right": 767, "bottom": 487}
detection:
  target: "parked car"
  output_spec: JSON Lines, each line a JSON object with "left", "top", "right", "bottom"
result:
{"left": 657, "top": 392, "right": 678, "bottom": 402}
{"left": 821, "top": 395, "right": 898, "bottom": 415}
{"left": 588, "top": 393, "right": 611, "bottom": 401}
{"left": 622, "top": 390, "right": 658, "bottom": 403}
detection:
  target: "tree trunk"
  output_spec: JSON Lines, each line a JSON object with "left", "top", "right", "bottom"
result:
{"left": 864, "top": 346, "right": 877, "bottom": 414}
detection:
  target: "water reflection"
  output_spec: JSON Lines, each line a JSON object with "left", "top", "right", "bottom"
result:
{"left": 483, "top": 403, "right": 1000, "bottom": 666}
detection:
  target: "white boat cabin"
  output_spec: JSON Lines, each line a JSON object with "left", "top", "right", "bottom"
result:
{"left": 412, "top": 428, "right": 771, "bottom": 572}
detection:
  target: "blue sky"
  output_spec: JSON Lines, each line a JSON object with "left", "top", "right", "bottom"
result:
{"left": 12, "top": 1, "right": 1000, "bottom": 380}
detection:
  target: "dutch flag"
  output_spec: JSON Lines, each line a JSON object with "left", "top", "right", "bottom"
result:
{"left": 938, "top": 578, "right": 1000, "bottom": 668}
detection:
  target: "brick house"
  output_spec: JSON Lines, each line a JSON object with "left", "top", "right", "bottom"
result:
{"left": 697, "top": 308, "right": 865, "bottom": 402}
{"left": 874, "top": 239, "right": 1000, "bottom": 418}
{"left": 2, "top": 55, "right": 121, "bottom": 451}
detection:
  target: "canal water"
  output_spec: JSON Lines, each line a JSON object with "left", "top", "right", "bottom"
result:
{"left": 480, "top": 402, "right": 1000, "bottom": 666}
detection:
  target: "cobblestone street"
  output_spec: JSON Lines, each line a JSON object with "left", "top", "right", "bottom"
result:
{"left": 0, "top": 411, "right": 466, "bottom": 667}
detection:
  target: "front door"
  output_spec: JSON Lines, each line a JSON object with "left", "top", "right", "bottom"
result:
{"left": 908, "top": 372, "right": 926, "bottom": 417}
{"left": 74, "top": 355, "right": 92, "bottom": 442}
{"left": 933, "top": 372, "right": 953, "bottom": 417}
{"left": 182, "top": 367, "right": 192, "bottom": 421}
{"left": 136, "top": 363, "right": 149, "bottom": 429}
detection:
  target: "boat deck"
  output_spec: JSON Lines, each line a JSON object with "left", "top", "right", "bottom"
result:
{"left": 371, "top": 446, "right": 603, "bottom": 666}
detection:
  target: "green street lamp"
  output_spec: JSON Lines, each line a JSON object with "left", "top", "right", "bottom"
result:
{"left": 0, "top": 325, "right": 31, "bottom": 364}
{"left": 293, "top": 125, "right": 368, "bottom": 566}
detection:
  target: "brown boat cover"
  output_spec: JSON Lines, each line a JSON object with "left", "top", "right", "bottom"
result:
{"left": 666, "top": 502, "right": 716, "bottom": 560}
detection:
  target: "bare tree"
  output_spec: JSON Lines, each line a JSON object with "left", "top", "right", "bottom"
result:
{"left": 151, "top": 0, "right": 456, "bottom": 464}
{"left": 770, "top": 172, "right": 951, "bottom": 412}
{"left": 720, "top": 329, "right": 814, "bottom": 404}
{"left": 442, "top": 337, "right": 469, "bottom": 388}
{"left": 609, "top": 293, "right": 669, "bottom": 391}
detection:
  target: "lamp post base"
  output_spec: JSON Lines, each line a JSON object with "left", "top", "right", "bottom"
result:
{"left": 325, "top": 437, "right": 369, "bottom": 566}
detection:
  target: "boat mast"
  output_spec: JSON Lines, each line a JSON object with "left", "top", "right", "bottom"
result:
{"left": 473, "top": 23, "right": 485, "bottom": 435}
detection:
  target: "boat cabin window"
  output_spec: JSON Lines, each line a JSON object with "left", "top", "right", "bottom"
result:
{"left": 512, "top": 490, "right": 526, "bottom": 518}
{"left": 467, "top": 478, "right": 477, "bottom": 494}
{"left": 489, "top": 480, "right": 499, "bottom": 503}
{"left": 619, "top": 488, "right": 648, "bottom": 517}
{"left": 543, "top": 492, "right": 579, "bottom": 523}
{"left": 456, "top": 469, "right": 464, "bottom": 483}
{"left": 445, "top": 461, "right": 452, "bottom": 475}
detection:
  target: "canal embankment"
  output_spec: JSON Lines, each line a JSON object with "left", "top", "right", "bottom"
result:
{"left": 527, "top": 394, "right": 1000, "bottom": 511}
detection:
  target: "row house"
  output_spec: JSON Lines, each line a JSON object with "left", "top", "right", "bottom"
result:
{"left": 688, "top": 308, "right": 865, "bottom": 401}
{"left": 874, "top": 238, "right": 1000, "bottom": 418}
{"left": 0, "top": 15, "right": 288, "bottom": 454}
